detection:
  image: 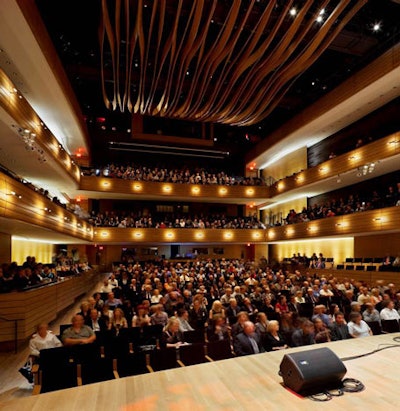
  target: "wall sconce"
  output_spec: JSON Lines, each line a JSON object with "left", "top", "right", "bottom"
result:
{"left": 191, "top": 186, "right": 201, "bottom": 195}
{"left": 101, "top": 231, "right": 109, "bottom": 237}
{"left": 134, "top": 232, "right": 143, "bottom": 238}
{"left": 219, "top": 187, "right": 227, "bottom": 195}
{"left": 133, "top": 183, "right": 142, "bottom": 192}
{"left": 8, "top": 191, "right": 22, "bottom": 199}
{"left": 165, "top": 231, "right": 174, "bottom": 239}
{"left": 268, "top": 231, "right": 275, "bottom": 239}
{"left": 102, "top": 181, "right": 110, "bottom": 187}
{"left": 246, "top": 188, "right": 254, "bottom": 196}
{"left": 163, "top": 185, "right": 172, "bottom": 193}
{"left": 252, "top": 232, "right": 261, "bottom": 240}
{"left": 224, "top": 232, "right": 233, "bottom": 239}
{"left": 195, "top": 232, "right": 204, "bottom": 239}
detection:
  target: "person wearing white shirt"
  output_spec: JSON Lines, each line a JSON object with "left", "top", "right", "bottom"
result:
{"left": 29, "top": 323, "right": 62, "bottom": 357}
{"left": 379, "top": 300, "right": 400, "bottom": 320}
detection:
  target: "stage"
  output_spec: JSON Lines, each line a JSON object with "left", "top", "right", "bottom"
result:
{"left": 1, "top": 333, "right": 400, "bottom": 411}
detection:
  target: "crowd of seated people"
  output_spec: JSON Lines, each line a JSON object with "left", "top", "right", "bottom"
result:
{"left": 19, "top": 256, "right": 400, "bottom": 387}
{"left": 0, "top": 255, "right": 92, "bottom": 293}
{"left": 88, "top": 211, "right": 266, "bottom": 229}
{"left": 269, "top": 183, "right": 400, "bottom": 227}
{"left": 82, "top": 163, "right": 265, "bottom": 186}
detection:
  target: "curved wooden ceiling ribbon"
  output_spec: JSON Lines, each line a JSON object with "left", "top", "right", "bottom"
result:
{"left": 100, "top": 0, "right": 368, "bottom": 126}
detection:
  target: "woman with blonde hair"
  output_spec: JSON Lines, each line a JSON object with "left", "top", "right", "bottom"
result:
{"left": 161, "top": 317, "right": 186, "bottom": 348}
{"left": 108, "top": 307, "right": 128, "bottom": 333}
{"left": 264, "top": 320, "right": 288, "bottom": 351}
{"left": 209, "top": 300, "right": 225, "bottom": 321}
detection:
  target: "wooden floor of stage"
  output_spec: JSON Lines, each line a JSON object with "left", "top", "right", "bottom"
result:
{"left": 1, "top": 332, "right": 400, "bottom": 411}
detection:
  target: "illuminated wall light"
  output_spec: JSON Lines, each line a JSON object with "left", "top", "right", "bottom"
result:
{"left": 134, "top": 232, "right": 143, "bottom": 238}
{"left": 191, "top": 186, "right": 201, "bottom": 195}
{"left": 295, "top": 174, "right": 304, "bottom": 183}
{"left": 195, "top": 232, "right": 205, "bottom": 239}
{"left": 102, "top": 181, "right": 110, "bottom": 187}
{"left": 224, "top": 232, "right": 233, "bottom": 239}
{"left": 101, "top": 231, "right": 109, "bottom": 237}
{"left": 252, "top": 232, "right": 261, "bottom": 240}
{"left": 246, "top": 188, "right": 254, "bottom": 196}
{"left": 285, "top": 228, "right": 294, "bottom": 235}
{"left": 277, "top": 182, "right": 285, "bottom": 191}
{"left": 219, "top": 187, "right": 227, "bottom": 195}
{"left": 133, "top": 183, "right": 143, "bottom": 191}
{"left": 165, "top": 231, "right": 174, "bottom": 239}
{"left": 163, "top": 185, "right": 172, "bottom": 193}
{"left": 268, "top": 231, "right": 275, "bottom": 239}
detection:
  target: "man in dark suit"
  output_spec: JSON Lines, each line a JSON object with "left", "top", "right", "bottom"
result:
{"left": 233, "top": 321, "right": 265, "bottom": 356}
{"left": 85, "top": 308, "right": 107, "bottom": 333}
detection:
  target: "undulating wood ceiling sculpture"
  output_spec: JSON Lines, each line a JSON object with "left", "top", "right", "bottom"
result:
{"left": 100, "top": 0, "right": 367, "bottom": 126}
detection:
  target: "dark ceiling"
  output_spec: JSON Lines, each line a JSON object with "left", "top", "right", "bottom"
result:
{"left": 35, "top": 0, "right": 400, "bottom": 172}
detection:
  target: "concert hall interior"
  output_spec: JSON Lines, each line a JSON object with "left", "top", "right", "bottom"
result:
{"left": 1, "top": 0, "right": 400, "bottom": 409}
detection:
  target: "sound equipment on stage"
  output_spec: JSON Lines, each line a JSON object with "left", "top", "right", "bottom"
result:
{"left": 279, "top": 347, "right": 347, "bottom": 395}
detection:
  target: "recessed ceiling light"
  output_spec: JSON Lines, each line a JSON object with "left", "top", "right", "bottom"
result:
{"left": 289, "top": 8, "right": 297, "bottom": 16}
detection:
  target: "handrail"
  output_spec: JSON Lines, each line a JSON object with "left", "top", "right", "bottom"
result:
{"left": 0, "top": 316, "right": 24, "bottom": 354}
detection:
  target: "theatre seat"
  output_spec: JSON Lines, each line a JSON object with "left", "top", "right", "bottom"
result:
{"left": 205, "top": 339, "right": 234, "bottom": 361}
{"left": 177, "top": 343, "right": 207, "bottom": 366}
{"left": 35, "top": 346, "right": 79, "bottom": 394}
{"left": 381, "top": 319, "right": 400, "bottom": 333}
{"left": 366, "top": 321, "right": 382, "bottom": 335}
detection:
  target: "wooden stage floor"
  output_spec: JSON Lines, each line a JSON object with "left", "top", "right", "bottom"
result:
{"left": 1, "top": 333, "right": 400, "bottom": 411}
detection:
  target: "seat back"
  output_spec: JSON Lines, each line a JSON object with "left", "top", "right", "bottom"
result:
{"left": 117, "top": 351, "right": 150, "bottom": 377}
{"left": 149, "top": 348, "right": 178, "bottom": 371}
{"left": 381, "top": 319, "right": 400, "bottom": 333}
{"left": 39, "top": 346, "right": 78, "bottom": 393}
{"left": 206, "top": 339, "right": 233, "bottom": 361}
{"left": 178, "top": 343, "right": 206, "bottom": 366}
{"left": 183, "top": 329, "right": 206, "bottom": 344}
{"left": 366, "top": 321, "right": 382, "bottom": 335}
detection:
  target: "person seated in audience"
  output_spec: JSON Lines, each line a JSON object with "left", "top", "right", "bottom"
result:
{"left": 379, "top": 299, "right": 400, "bottom": 321}
{"left": 263, "top": 320, "right": 288, "bottom": 351}
{"left": 188, "top": 298, "right": 208, "bottom": 330}
{"left": 150, "top": 303, "right": 169, "bottom": 327}
{"left": 93, "top": 292, "right": 105, "bottom": 311}
{"left": 19, "top": 322, "right": 62, "bottom": 383}
{"left": 85, "top": 308, "right": 108, "bottom": 332}
{"left": 294, "top": 290, "right": 305, "bottom": 305}
{"left": 313, "top": 318, "right": 331, "bottom": 343}
{"left": 347, "top": 311, "right": 373, "bottom": 338}
{"left": 357, "top": 286, "right": 372, "bottom": 305}
{"left": 254, "top": 312, "right": 269, "bottom": 338}
{"left": 291, "top": 318, "right": 315, "bottom": 347}
{"left": 275, "top": 295, "right": 289, "bottom": 315}
{"left": 242, "top": 297, "right": 258, "bottom": 317}
{"left": 207, "top": 315, "right": 230, "bottom": 342}
{"left": 177, "top": 308, "right": 195, "bottom": 332}
{"left": 362, "top": 302, "right": 380, "bottom": 323}
{"left": 105, "top": 291, "right": 123, "bottom": 309}
{"left": 61, "top": 314, "right": 96, "bottom": 346}
{"left": 260, "top": 295, "right": 276, "bottom": 320}
{"left": 233, "top": 321, "right": 264, "bottom": 356}
{"left": 311, "top": 304, "right": 332, "bottom": 327}
{"left": 225, "top": 298, "right": 242, "bottom": 321}
{"left": 209, "top": 300, "right": 225, "bottom": 321}
{"left": 29, "top": 322, "right": 62, "bottom": 358}
{"left": 161, "top": 316, "right": 186, "bottom": 348}
{"left": 131, "top": 303, "right": 151, "bottom": 327}
{"left": 330, "top": 312, "right": 351, "bottom": 341}
{"left": 231, "top": 312, "right": 250, "bottom": 337}
{"left": 150, "top": 288, "right": 163, "bottom": 305}
{"left": 108, "top": 273, "right": 119, "bottom": 288}
{"left": 108, "top": 307, "right": 128, "bottom": 334}
{"left": 76, "top": 301, "right": 91, "bottom": 323}
{"left": 100, "top": 279, "right": 114, "bottom": 294}
{"left": 328, "top": 303, "right": 340, "bottom": 323}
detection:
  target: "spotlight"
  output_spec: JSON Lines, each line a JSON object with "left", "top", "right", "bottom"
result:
{"left": 289, "top": 8, "right": 297, "bottom": 16}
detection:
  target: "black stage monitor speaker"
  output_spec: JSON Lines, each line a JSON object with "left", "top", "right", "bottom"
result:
{"left": 279, "top": 347, "right": 347, "bottom": 394}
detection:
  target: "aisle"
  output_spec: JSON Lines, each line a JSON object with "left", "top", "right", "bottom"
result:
{"left": 0, "top": 273, "right": 108, "bottom": 404}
